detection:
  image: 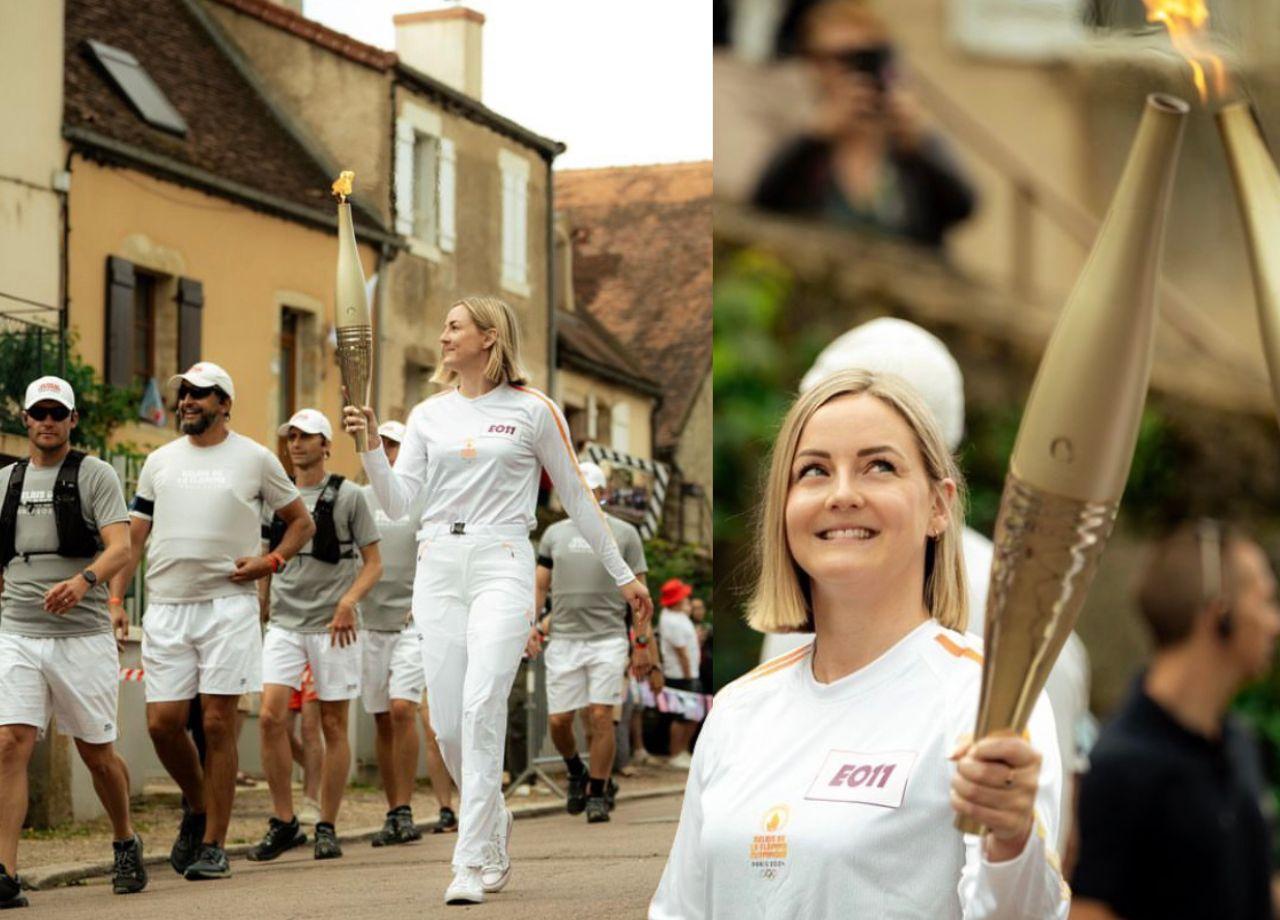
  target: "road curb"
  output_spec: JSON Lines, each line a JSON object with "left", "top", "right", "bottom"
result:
{"left": 21, "top": 783, "right": 686, "bottom": 891}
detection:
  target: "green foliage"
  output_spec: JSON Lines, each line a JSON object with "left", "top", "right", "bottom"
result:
{"left": 643, "top": 536, "right": 712, "bottom": 600}
{"left": 0, "top": 328, "right": 143, "bottom": 456}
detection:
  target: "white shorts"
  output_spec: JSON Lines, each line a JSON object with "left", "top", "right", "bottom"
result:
{"left": 262, "top": 626, "right": 361, "bottom": 702}
{"left": 142, "top": 594, "right": 263, "bottom": 702}
{"left": 544, "top": 635, "right": 630, "bottom": 714}
{"left": 0, "top": 632, "right": 120, "bottom": 743}
{"left": 360, "top": 627, "right": 426, "bottom": 713}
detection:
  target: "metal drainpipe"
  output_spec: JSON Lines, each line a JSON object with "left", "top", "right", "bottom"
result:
{"left": 58, "top": 148, "right": 73, "bottom": 377}
{"left": 546, "top": 154, "right": 557, "bottom": 399}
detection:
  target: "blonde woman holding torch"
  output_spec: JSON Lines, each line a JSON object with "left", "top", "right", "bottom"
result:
{"left": 343, "top": 295, "right": 652, "bottom": 906}
{"left": 651, "top": 369, "right": 1068, "bottom": 919}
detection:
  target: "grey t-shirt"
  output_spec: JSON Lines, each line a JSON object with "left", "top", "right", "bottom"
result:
{"left": 538, "top": 513, "right": 647, "bottom": 641}
{"left": 0, "top": 454, "right": 129, "bottom": 637}
{"left": 133, "top": 432, "right": 300, "bottom": 605}
{"left": 269, "top": 477, "right": 379, "bottom": 633}
{"left": 359, "top": 484, "right": 425, "bottom": 632}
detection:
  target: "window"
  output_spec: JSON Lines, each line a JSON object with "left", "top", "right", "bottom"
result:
{"left": 395, "top": 103, "right": 456, "bottom": 257}
{"left": 132, "top": 271, "right": 156, "bottom": 384}
{"left": 84, "top": 40, "right": 188, "bottom": 136}
{"left": 565, "top": 404, "right": 588, "bottom": 452}
{"left": 413, "top": 133, "right": 439, "bottom": 247}
{"left": 948, "top": 0, "right": 1086, "bottom": 59}
{"left": 499, "top": 149, "right": 530, "bottom": 293}
{"left": 106, "top": 256, "right": 190, "bottom": 390}
{"left": 279, "top": 308, "right": 302, "bottom": 424}
{"left": 610, "top": 402, "right": 631, "bottom": 454}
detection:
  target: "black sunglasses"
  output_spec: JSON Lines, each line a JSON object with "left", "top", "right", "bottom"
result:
{"left": 27, "top": 405, "right": 71, "bottom": 422}
{"left": 178, "top": 385, "right": 218, "bottom": 401}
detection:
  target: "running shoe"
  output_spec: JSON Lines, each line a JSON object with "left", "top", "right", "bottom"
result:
{"left": 111, "top": 835, "right": 148, "bottom": 894}
{"left": 444, "top": 867, "right": 484, "bottom": 905}
{"left": 183, "top": 843, "right": 230, "bottom": 880}
{"left": 667, "top": 751, "right": 693, "bottom": 770}
{"left": 566, "top": 771, "right": 588, "bottom": 815}
{"left": 605, "top": 778, "right": 619, "bottom": 812}
{"left": 0, "top": 866, "right": 27, "bottom": 910}
{"left": 247, "top": 816, "right": 307, "bottom": 862}
{"left": 394, "top": 809, "right": 423, "bottom": 843}
{"left": 480, "top": 808, "right": 513, "bottom": 893}
{"left": 431, "top": 806, "right": 458, "bottom": 834}
{"left": 314, "top": 823, "right": 342, "bottom": 860}
{"left": 370, "top": 813, "right": 399, "bottom": 847}
{"left": 169, "top": 808, "right": 206, "bottom": 875}
{"left": 585, "top": 796, "right": 610, "bottom": 824}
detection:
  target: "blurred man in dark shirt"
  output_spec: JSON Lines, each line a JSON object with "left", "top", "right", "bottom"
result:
{"left": 1071, "top": 521, "right": 1278, "bottom": 920}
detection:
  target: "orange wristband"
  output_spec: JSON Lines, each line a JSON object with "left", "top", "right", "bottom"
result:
{"left": 109, "top": 597, "right": 124, "bottom": 605}
{"left": 267, "top": 552, "right": 286, "bottom": 573}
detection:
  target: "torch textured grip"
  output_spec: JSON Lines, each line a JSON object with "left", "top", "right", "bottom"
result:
{"left": 336, "top": 324, "right": 373, "bottom": 452}
{"left": 955, "top": 475, "right": 1116, "bottom": 835}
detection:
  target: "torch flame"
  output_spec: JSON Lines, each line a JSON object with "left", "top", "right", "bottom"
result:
{"left": 331, "top": 170, "right": 355, "bottom": 202}
{"left": 1141, "top": 0, "right": 1227, "bottom": 104}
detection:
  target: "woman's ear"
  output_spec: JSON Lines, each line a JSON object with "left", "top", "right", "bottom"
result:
{"left": 930, "top": 478, "right": 957, "bottom": 537}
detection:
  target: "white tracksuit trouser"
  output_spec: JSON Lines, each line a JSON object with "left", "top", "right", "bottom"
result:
{"left": 412, "top": 527, "right": 534, "bottom": 869}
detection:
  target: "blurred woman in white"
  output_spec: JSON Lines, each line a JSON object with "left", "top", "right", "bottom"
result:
{"left": 344, "top": 295, "right": 652, "bottom": 905}
{"left": 650, "top": 369, "right": 1068, "bottom": 919}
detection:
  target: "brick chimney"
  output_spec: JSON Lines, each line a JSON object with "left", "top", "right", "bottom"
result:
{"left": 393, "top": 7, "right": 485, "bottom": 99}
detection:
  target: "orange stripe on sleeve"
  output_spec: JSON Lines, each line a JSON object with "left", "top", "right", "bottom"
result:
{"left": 934, "top": 633, "right": 984, "bottom": 665}
{"left": 743, "top": 643, "right": 812, "bottom": 682}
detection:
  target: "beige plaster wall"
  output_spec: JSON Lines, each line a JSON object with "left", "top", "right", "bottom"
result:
{"left": 0, "top": 0, "right": 64, "bottom": 320}
{"left": 67, "top": 161, "right": 378, "bottom": 479}
{"left": 673, "top": 369, "right": 712, "bottom": 546}
{"left": 557, "top": 365, "right": 655, "bottom": 461}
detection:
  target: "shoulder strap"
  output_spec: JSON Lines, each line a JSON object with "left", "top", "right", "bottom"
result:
{"left": 308, "top": 474, "right": 351, "bottom": 563}
{"left": 53, "top": 450, "right": 101, "bottom": 559}
{"left": 0, "top": 460, "right": 30, "bottom": 568}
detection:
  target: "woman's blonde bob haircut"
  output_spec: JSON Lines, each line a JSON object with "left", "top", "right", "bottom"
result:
{"left": 746, "top": 368, "right": 969, "bottom": 635}
{"left": 431, "top": 295, "right": 529, "bottom": 387}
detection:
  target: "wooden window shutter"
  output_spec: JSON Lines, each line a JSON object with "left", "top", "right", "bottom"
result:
{"left": 105, "top": 256, "right": 136, "bottom": 388}
{"left": 177, "top": 278, "right": 203, "bottom": 372}
{"left": 394, "top": 118, "right": 416, "bottom": 237}
{"left": 440, "top": 137, "right": 457, "bottom": 253}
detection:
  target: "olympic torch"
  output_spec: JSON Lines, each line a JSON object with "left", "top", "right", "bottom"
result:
{"left": 332, "top": 171, "right": 373, "bottom": 452}
{"left": 1217, "top": 103, "right": 1280, "bottom": 423}
{"left": 958, "top": 94, "right": 1189, "bottom": 834}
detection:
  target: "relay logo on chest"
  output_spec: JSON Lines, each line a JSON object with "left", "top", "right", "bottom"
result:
{"left": 804, "top": 749, "right": 916, "bottom": 808}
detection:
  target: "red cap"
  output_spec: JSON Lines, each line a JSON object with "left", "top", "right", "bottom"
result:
{"left": 660, "top": 578, "right": 693, "bottom": 609}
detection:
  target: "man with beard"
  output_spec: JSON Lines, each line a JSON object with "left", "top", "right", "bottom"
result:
{"left": 0, "top": 377, "right": 142, "bottom": 907}
{"left": 360, "top": 421, "right": 457, "bottom": 847}
{"left": 249, "top": 409, "right": 381, "bottom": 862}
{"left": 110, "top": 363, "right": 314, "bottom": 881}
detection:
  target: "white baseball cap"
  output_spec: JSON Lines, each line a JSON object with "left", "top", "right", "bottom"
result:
{"left": 168, "top": 361, "right": 235, "bottom": 400}
{"left": 799, "top": 318, "right": 966, "bottom": 451}
{"left": 24, "top": 376, "right": 75, "bottom": 411}
{"left": 277, "top": 408, "right": 333, "bottom": 441}
{"left": 579, "top": 461, "right": 608, "bottom": 492}
{"left": 378, "top": 420, "right": 407, "bottom": 444}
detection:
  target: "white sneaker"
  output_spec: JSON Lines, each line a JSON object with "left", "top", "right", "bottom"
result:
{"left": 444, "top": 867, "right": 485, "bottom": 905}
{"left": 480, "top": 808, "right": 514, "bottom": 893}
{"left": 297, "top": 797, "right": 321, "bottom": 825}
{"left": 667, "top": 751, "right": 693, "bottom": 770}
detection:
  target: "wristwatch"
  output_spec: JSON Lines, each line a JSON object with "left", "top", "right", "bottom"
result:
{"left": 634, "top": 633, "right": 650, "bottom": 647}
{"left": 80, "top": 568, "right": 98, "bottom": 587}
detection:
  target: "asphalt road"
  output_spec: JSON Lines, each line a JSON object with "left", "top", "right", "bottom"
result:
{"left": 23, "top": 793, "right": 683, "bottom": 918}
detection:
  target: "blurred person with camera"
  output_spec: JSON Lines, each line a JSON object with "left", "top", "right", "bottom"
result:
{"left": 752, "top": 0, "right": 974, "bottom": 247}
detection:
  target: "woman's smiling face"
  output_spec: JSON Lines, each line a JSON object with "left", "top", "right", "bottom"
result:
{"left": 784, "top": 392, "right": 951, "bottom": 598}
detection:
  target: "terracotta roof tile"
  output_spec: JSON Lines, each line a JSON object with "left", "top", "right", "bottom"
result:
{"left": 556, "top": 162, "right": 711, "bottom": 450}
{"left": 65, "top": 0, "right": 360, "bottom": 228}
{"left": 557, "top": 309, "right": 661, "bottom": 394}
